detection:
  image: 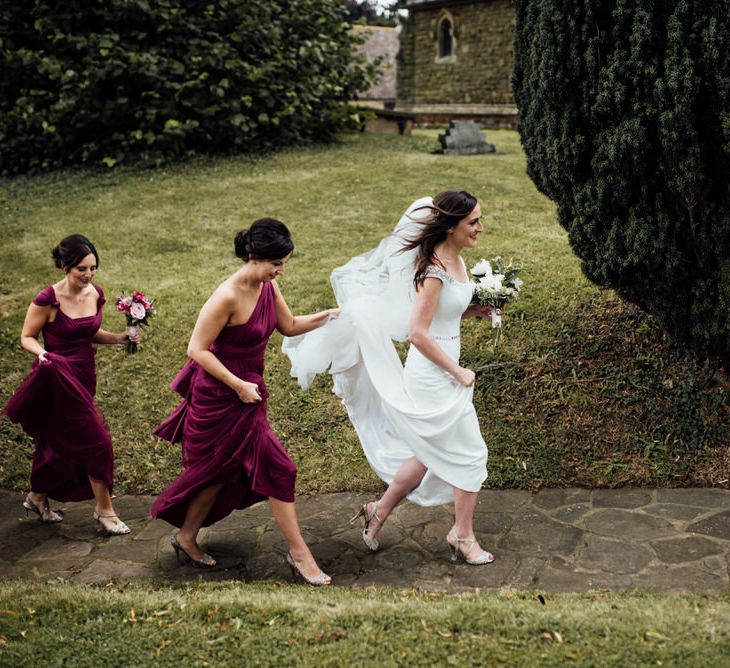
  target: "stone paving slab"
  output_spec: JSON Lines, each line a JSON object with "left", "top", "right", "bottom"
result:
{"left": 1, "top": 488, "right": 729, "bottom": 593}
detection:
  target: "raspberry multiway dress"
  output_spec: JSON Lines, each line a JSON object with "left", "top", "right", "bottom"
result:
{"left": 152, "top": 281, "right": 297, "bottom": 528}
{"left": 3, "top": 285, "right": 115, "bottom": 501}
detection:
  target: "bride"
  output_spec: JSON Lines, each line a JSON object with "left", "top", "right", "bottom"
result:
{"left": 284, "top": 190, "right": 494, "bottom": 565}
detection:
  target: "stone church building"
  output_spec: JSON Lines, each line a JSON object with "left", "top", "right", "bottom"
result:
{"left": 396, "top": 0, "right": 516, "bottom": 127}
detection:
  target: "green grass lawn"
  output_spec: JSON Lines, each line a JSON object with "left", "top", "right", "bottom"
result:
{"left": 0, "top": 130, "right": 727, "bottom": 497}
{"left": 0, "top": 581, "right": 729, "bottom": 666}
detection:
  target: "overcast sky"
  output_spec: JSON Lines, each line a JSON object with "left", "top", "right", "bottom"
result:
{"left": 369, "top": 0, "right": 395, "bottom": 10}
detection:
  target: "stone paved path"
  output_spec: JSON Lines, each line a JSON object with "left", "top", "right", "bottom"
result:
{"left": 1, "top": 488, "right": 729, "bottom": 593}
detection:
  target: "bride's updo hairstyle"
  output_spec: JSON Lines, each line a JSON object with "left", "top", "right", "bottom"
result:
{"left": 51, "top": 234, "right": 100, "bottom": 272}
{"left": 400, "top": 189, "right": 478, "bottom": 288}
{"left": 234, "top": 218, "right": 294, "bottom": 262}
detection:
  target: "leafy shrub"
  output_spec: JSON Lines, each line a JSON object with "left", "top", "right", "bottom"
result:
{"left": 0, "top": 0, "right": 375, "bottom": 173}
{"left": 513, "top": 0, "right": 730, "bottom": 367}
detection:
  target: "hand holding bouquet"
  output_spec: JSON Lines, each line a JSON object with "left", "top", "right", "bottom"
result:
{"left": 116, "top": 291, "right": 156, "bottom": 353}
{"left": 470, "top": 257, "right": 523, "bottom": 348}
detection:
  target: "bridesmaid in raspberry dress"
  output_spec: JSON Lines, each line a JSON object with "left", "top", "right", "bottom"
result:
{"left": 3, "top": 235, "right": 138, "bottom": 534}
{"left": 152, "top": 219, "right": 337, "bottom": 586}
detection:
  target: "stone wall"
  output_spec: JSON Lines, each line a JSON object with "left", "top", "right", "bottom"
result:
{"left": 397, "top": 0, "right": 515, "bottom": 106}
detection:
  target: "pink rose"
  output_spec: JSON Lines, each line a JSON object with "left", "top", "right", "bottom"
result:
{"left": 129, "top": 302, "right": 147, "bottom": 320}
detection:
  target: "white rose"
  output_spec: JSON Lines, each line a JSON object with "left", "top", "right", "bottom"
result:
{"left": 513, "top": 277, "right": 524, "bottom": 290}
{"left": 470, "top": 259, "right": 492, "bottom": 277}
{"left": 479, "top": 274, "right": 504, "bottom": 291}
{"left": 129, "top": 302, "right": 147, "bottom": 320}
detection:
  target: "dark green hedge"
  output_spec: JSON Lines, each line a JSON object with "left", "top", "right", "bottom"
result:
{"left": 0, "top": 0, "right": 375, "bottom": 173}
{"left": 513, "top": 0, "right": 730, "bottom": 367}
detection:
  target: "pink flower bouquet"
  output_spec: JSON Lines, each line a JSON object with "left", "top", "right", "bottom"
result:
{"left": 116, "top": 291, "right": 156, "bottom": 353}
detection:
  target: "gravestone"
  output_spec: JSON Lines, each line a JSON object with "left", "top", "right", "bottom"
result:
{"left": 438, "top": 120, "right": 495, "bottom": 155}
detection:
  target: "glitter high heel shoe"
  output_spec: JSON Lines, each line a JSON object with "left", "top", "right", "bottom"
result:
{"left": 23, "top": 495, "right": 64, "bottom": 523}
{"left": 350, "top": 501, "right": 381, "bottom": 552}
{"left": 170, "top": 533, "right": 216, "bottom": 568}
{"left": 285, "top": 551, "right": 331, "bottom": 586}
{"left": 446, "top": 526, "right": 494, "bottom": 565}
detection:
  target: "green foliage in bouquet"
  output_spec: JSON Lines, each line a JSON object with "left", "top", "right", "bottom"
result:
{"left": 0, "top": 0, "right": 377, "bottom": 174}
{"left": 513, "top": 0, "right": 730, "bottom": 367}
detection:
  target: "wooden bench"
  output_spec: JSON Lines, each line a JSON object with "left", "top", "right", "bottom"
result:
{"left": 362, "top": 107, "right": 416, "bottom": 135}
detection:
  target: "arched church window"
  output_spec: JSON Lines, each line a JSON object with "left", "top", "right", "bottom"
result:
{"left": 438, "top": 16, "right": 453, "bottom": 58}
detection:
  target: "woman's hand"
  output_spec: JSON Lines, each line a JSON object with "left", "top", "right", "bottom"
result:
{"left": 37, "top": 350, "right": 50, "bottom": 364}
{"left": 236, "top": 380, "right": 262, "bottom": 404}
{"left": 114, "top": 328, "right": 141, "bottom": 345}
{"left": 121, "top": 327, "right": 141, "bottom": 345}
{"left": 463, "top": 303, "right": 494, "bottom": 320}
{"left": 452, "top": 366, "right": 476, "bottom": 387}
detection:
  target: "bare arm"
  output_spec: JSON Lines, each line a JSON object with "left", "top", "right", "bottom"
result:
{"left": 92, "top": 328, "right": 129, "bottom": 345}
{"left": 20, "top": 303, "right": 52, "bottom": 359}
{"left": 187, "top": 288, "right": 262, "bottom": 403}
{"left": 408, "top": 278, "right": 475, "bottom": 387}
{"left": 462, "top": 303, "right": 494, "bottom": 320}
{"left": 272, "top": 280, "right": 339, "bottom": 337}
{"left": 93, "top": 289, "right": 141, "bottom": 345}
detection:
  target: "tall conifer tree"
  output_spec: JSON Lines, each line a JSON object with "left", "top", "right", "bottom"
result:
{"left": 513, "top": 0, "right": 730, "bottom": 366}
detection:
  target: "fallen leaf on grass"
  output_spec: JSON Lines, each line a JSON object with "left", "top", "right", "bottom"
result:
{"left": 420, "top": 619, "right": 460, "bottom": 639}
{"left": 155, "top": 640, "right": 172, "bottom": 657}
{"left": 307, "top": 631, "right": 348, "bottom": 644}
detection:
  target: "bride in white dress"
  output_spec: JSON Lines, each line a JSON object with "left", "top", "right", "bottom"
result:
{"left": 283, "top": 190, "right": 494, "bottom": 565}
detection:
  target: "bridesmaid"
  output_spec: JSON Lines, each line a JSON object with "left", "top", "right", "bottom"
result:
{"left": 152, "top": 218, "right": 337, "bottom": 586}
{"left": 3, "top": 234, "right": 137, "bottom": 534}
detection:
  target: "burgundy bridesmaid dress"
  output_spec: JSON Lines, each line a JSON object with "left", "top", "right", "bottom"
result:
{"left": 151, "top": 281, "right": 297, "bottom": 528}
{"left": 3, "top": 285, "right": 115, "bottom": 501}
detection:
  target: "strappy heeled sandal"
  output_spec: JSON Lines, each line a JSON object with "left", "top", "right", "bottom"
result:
{"left": 446, "top": 526, "right": 494, "bottom": 565}
{"left": 23, "top": 495, "right": 64, "bottom": 523}
{"left": 350, "top": 501, "right": 382, "bottom": 552}
{"left": 93, "top": 511, "right": 131, "bottom": 536}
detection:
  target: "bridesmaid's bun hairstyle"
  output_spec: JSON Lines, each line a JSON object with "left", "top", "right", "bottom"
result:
{"left": 234, "top": 218, "right": 294, "bottom": 262}
{"left": 51, "top": 234, "right": 100, "bottom": 272}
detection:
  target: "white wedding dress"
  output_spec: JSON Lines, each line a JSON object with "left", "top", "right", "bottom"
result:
{"left": 282, "top": 198, "right": 488, "bottom": 505}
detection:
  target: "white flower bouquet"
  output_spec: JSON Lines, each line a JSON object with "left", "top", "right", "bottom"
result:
{"left": 470, "top": 257, "right": 523, "bottom": 348}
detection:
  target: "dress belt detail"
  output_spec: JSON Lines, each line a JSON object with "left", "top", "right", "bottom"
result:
{"left": 432, "top": 333, "right": 460, "bottom": 341}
